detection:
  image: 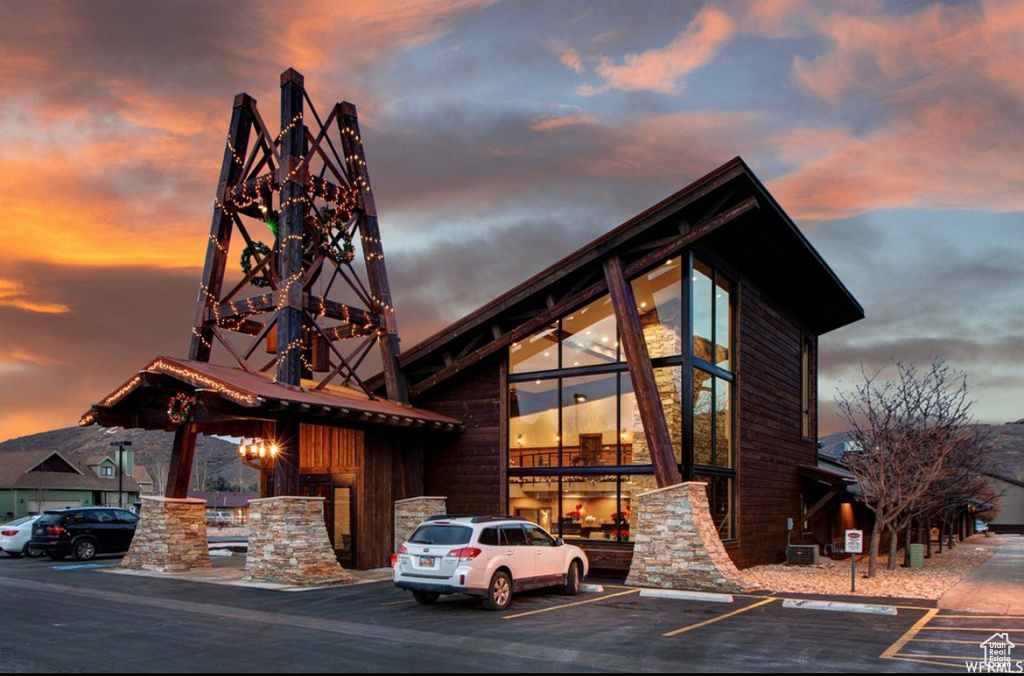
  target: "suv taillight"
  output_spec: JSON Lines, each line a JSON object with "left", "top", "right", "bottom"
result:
{"left": 45, "top": 525, "right": 66, "bottom": 536}
{"left": 397, "top": 544, "right": 408, "bottom": 554}
{"left": 447, "top": 547, "right": 482, "bottom": 562}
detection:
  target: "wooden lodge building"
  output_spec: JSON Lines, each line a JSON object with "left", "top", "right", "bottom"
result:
{"left": 83, "top": 72, "right": 862, "bottom": 576}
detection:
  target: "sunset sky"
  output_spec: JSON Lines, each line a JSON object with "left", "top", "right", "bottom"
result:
{"left": 1, "top": 0, "right": 1022, "bottom": 442}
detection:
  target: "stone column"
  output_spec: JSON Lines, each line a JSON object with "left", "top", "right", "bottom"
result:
{"left": 120, "top": 496, "right": 212, "bottom": 573}
{"left": 244, "top": 496, "right": 355, "bottom": 586}
{"left": 627, "top": 482, "right": 751, "bottom": 592}
{"left": 394, "top": 496, "right": 447, "bottom": 553}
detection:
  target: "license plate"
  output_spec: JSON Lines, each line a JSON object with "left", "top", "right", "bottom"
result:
{"left": 419, "top": 556, "right": 435, "bottom": 567}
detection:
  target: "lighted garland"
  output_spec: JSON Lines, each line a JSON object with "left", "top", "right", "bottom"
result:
{"left": 167, "top": 393, "right": 196, "bottom": 425}
{"left": 240, "top": 241, "right": 274, "bottom": 288}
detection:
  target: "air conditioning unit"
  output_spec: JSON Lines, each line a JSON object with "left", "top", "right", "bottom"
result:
{"left": 787, "top": 544, "right": 820, "bottom": 565}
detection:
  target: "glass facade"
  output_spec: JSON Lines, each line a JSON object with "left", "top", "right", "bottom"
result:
{"left": 508, "top": 254, "right": 736, "bottom": 543}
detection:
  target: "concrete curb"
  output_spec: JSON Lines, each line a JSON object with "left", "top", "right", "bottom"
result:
{"left": 580, "top": 583, "right": 604, "bottom": 593}
{"left": 782, "top": 599, "right": 897, "bottom": 615}
{"left": 639, "top": 589, "right": 734, "bottom": 603}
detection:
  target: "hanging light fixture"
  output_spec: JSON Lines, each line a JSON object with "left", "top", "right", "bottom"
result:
{"left": 238, "top": 437, "right": 278, "bottom": 463}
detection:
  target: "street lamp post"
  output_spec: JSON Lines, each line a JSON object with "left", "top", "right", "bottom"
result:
{"left": 110, "top": 440, "right": 132, "bottom": 509}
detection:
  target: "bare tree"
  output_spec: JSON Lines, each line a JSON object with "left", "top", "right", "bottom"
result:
{"left": 836, "top": 359, "right": 975, "bottom": 577}
{"left": 150, "top": 459, "right": 168, "bottom": 495}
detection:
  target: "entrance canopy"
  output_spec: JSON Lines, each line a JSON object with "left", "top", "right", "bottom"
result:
{"left": 80, "top": 356, "right": 461, "bottom": 436}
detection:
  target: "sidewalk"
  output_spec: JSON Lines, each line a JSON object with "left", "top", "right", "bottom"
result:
{"left": 938, "top": 534, "right": 1024, "bottom": 615}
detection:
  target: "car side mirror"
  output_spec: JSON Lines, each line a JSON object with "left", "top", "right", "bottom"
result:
{"left": 555, "top": 537, "right": 564, "bottom": 546}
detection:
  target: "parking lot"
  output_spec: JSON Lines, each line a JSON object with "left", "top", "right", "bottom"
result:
{"left": 3, "top": 552, "right": 1019, "bottom": 672}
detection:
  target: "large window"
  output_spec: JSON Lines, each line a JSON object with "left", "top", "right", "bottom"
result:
{"left": 508, "top": 253, "right": 736, "bottom": 543}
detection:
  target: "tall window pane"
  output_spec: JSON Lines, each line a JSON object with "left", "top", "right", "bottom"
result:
{"left": 714, "top": 378, "right": 732, "bottom": 468}
{"left": 692, "top": 258, "right": 713, "bottom": 362}
{"left": 510, "top": 324, "right": 558, "bottom": 374}
{"left": 510, "top": 476, "right": 559, "bottom": 534}
{"left": 632, "top": 259, "right": 682, "bottom": 359}
{"left": 693, "top": 368, "right": 713, "bottom": 466}
{"left": 562, "top": 296, "right": 617, "bottom": 368}
{"left": 560, "top": 474, "right": 620, "bottom": 542}
{"left": 509, "top": 380, "right": 559, "bottom": 469}
{"left": 715, "top": 274, "right": 731, "bottom": 370}
{"left": 561, "top": 374, "right": 617, "bottom": 467}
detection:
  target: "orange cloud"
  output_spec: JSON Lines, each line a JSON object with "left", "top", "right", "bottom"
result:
{"left": 770, "top": 99, "right": 1024, "bottom": 221}
{"left": 560, "top": 48, "right": 584, "bottom": 74}
{"left": 578, "top": 6, "right": 735, "bottom": 95}
{"left": 0, "top": 278, "right": 70, "bottom": 314}
{"left": 530, "top": 114, "right": 599, "bottom": 132}
{"left": 792, "top": 1, "right": 1024, "bottom": 104}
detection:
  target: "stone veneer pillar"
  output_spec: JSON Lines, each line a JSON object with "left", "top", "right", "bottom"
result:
{"left": 120, "top": 496, "right": 212, "bottom": 573}
{"left": 244, "top": 496, "right": 355, "bottom": 586}
{"left": 626, "top": 482, "right": 751, "bottom": 592}
{"left": 394, "top": 496, "right": 447, "bottom": 553}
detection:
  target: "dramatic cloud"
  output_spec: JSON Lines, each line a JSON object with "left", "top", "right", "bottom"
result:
{"left": 0, "top": 279, "right": 70, "bottom": 314}
{"left": 578, "top": 6, "right": 735, "bottom": 95}
{"left": 1, "top": 0, "right": 1022, "bottom": 442}
{"left": 0, "top": 262, "right": 197, "bottom": 441}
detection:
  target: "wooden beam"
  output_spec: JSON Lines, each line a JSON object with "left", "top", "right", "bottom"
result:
{"left": 165, "top": 423, "right": 198, "bottom": 499}
{"left": 803, "top": 487, "right": 843, "bottom": 526}
{"left": 190, "top": 94, "right": 256, "bottom": 361}
{"left": 272, "top": 416, "right": 300, "bottom": 497}
{"left": 624, "top": 196, "right": 758, "bottom": 276}
{"left": 339, "top": 101, "right": 409, "bottom": 404}
{"left": 604, "top": 255, "right": 681, "bottom": 488}
{"left": 276, "top": 68, "right": 305, "bottom": 387}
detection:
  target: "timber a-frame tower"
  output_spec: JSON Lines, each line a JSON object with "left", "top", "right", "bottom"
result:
{"left": 191, "top": 68, "right": 407, "bottom": 402}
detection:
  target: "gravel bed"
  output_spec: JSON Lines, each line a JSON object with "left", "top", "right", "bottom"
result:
{"left": 742, "top": 533, "right": 1006, "bottom": 599}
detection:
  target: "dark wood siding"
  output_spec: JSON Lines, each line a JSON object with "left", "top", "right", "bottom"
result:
{"left": 299, "top": 425, "right": 362, "bottom": 473}
{"left": 415, "top": 357, "right": 504, "bottom": 516}
{"left": 732, "top": 282, "right": 818, "bottom": 568}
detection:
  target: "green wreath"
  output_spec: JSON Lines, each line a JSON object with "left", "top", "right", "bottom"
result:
{"left": 168, "top": 393, "right": 196, "bottom": 425}
{"left": 318, "top": 207, "right": 356, "bottom": 265}
{"left": 240, "top": 241, "right": 274, "bottom": 288}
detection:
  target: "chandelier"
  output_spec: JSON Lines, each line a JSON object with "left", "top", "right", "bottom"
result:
{"left": 238, "top": 437, "right": 278, "bottom": 463}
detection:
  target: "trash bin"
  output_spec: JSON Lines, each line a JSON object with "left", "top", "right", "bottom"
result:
{"left": 908, "top": 543, "right": 925, "bottom": 569}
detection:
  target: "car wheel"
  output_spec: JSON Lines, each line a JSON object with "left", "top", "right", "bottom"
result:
{"left": 27, "top": 546, "right": 43, "bottom": 559}
{"left": 482, "top": 571, "right": 512, "bottom": 611}
{"left": 73, "top": 539, "right": 97, "bottom": 561}
{"left": 412, "top": 590, "right": 440, "bottom": 605}
{"left": 563, "top": 560, "right": 581, "bottom": 596}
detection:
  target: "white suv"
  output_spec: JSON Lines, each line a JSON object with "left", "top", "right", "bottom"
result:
{"left": 394, "top": 516, "right": 589, "bottom": 611}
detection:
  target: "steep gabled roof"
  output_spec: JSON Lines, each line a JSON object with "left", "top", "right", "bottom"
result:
{"left": 381, "top": 157, "right": 863, "bottom": 397}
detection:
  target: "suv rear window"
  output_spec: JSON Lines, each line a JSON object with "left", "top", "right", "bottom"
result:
{"left": 409, "top": 525, "right": 472, "bottom": 545}
{"left": 36, "top": 514, "right": 63, "bottom": 525}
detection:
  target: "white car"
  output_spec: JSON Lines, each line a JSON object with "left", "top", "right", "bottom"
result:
{"left": 0, "top": 516, "right": 43, "bottom": 558}
{"left": 394, "top": 516, "right": 589, "bottom": 611}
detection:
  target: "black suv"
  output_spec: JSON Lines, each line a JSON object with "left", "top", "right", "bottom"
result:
{"left": 30, "top": 507, "right": 139, "bottom": 561}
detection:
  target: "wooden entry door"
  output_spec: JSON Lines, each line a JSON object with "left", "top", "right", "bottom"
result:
{"left": 301, "top": 482, "right": 354, "bottom": 567}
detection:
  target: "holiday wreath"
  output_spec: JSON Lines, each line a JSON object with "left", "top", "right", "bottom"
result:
{"left": 167, "top": 392, "right": 197, "bottom": 425}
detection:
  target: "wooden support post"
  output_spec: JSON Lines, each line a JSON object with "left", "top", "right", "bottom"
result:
{"left": 190, "top": 94, "right": 256, "bottom": 361}
{"left": 339, "top": 102, "right": 409, "bottom": 404}
{"left": 277, "top": 69, "right": 306, "bottom": 386}
{"left": 272, "top": 417, "right": 300, "bottom": 497}
{"left": 603, "top": 255, "right": 681, "bottom": 488}
{"left": 165, "top": 423, "right": 198, "bottom": 499}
